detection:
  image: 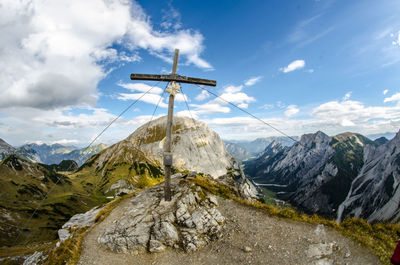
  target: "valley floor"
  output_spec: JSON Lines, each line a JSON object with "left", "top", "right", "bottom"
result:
{"left": 78, "top": 188, "right": 381, "bottom": 265}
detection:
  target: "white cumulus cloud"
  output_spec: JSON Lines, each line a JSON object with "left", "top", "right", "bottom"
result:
{"left": 384, "top": 93, "right": 400, "bottom": 103}
{"left": 118, "top": 93, "right": 168, "bottom": 108}
{"left": 284, "top": 105, "right": 299, "bottom": 117}
{"left": 118, "top": 82, "right": 164, "bottom": 94}
{"left": 0, "top": 0, "right": 211, "bottom": 110}
{"left": 195, "top": 90, "right": 210, "bottom": 101}
{"left": 280, "top": 60, "right": 306, "bottom": 73}
{"left": 213, "top": 92, "right": 256, "bottom": 106}
{"left": 190, "top": 103, "right": 230, "bottom": 115}
{"left": 383, "top": 89, "right": 389, "bottom": 95}
{"left": 244, "top": 76, "right": 262, "bottom": 87}
{"left": 223, "top": 85, "right": 243, "bottom": 93}
{"left": 343, "top": 92, "right": 352, "bottom": 101}
{"left": 392, "top": 31, "right": 400, "bottom": 47}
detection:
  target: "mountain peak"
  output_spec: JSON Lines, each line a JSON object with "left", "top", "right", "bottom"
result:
{"left": 374, "top": 136, "right": 389, "bottom": 146}
{"left": 0, "top": 138, "right": 15, "bottom": 149}
{"left": 332, "top": 132, "right": 374, "bottom": 148}
{"left": 126, "top": 115, "right": 234, "bottom": 177}
{"left": 298, "top": 131, "right": 330, "bottom": 147}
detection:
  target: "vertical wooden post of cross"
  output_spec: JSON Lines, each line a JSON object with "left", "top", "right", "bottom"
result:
{"left": 130, "top": 49, "right": 216, "bottom": 201}
{"left": 163, "top": 49, "right": 180, "bottom": 201}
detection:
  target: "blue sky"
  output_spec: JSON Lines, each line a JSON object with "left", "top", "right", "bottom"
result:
{"left": 0, "top": 0, "right": 400, "bottom": 146}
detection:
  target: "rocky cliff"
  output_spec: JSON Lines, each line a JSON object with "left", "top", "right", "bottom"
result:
{"left": 130, "top": 115, "right": 235, "bottom": 178}
{"left": 245, "top": 132, "right": 373, "bottom": 217}
{"left": 338, "top": 130, "right": 400, "bottom": 222}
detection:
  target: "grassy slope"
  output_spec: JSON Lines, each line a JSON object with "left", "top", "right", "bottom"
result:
{"left": 72, "top": 141, "right": 164, "bottom": 195}
{"left": 0, "top": 156, "right": 103, "bottom": 248}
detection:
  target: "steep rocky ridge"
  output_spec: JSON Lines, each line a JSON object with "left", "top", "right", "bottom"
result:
{"left": 0, "top": 139, "right": 18, "bottom": 160}
{"left": 0, "top": 139, "right": 40, "bottom": 162}
{"left": 244, "top": 140, "right": 286, "bottom": 178}
{"left": 245, "top": 132, "right": 373, "bottom": 218}
{"left": 338, "top": 130, "right": 400, "bottom": 222}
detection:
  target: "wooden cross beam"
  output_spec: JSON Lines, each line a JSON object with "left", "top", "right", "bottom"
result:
{"left": 130, "top": 49, "right": 216, "bottom": 201}
{"left": 131, "top": 74, "right": 216, "bottom": 87}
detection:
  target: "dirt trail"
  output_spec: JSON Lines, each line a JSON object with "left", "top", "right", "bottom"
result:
{"left": 78, "top": 191, "right": 381, "bottom": 265}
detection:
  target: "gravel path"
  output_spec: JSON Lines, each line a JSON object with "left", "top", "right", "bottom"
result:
{"left": 78, "top": 192, "right": 381, "bottom": 265}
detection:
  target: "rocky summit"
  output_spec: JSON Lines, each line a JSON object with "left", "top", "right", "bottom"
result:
{"left": 128, "top": 115, "right": 235, "bottom": 178}
{"left": 98, "top": 179, "right": 225, "bottom": 253}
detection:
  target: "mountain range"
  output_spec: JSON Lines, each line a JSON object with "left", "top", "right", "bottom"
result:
{"left": 244, "top": 130, "right": 400, "bottom": 222}
{"left": 0, "top": 140, "right": 107, "bottom": 166}
{"left": 224, "top": 136, "right": 299, "bottom": 161}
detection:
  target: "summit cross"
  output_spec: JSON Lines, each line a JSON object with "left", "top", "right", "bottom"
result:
{"left": 130, "top": 49, "right": 217, "bottom": 201}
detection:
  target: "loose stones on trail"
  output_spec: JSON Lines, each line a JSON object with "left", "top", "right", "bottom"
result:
{"left": 98, "top": 181, "right": 225, "bottom": 253}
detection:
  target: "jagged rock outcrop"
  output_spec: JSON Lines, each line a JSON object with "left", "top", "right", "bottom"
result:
{"left": 105, "top": 179, "right": 136, "bottom": 196}
{"left": 58, "top": 206, "right": 103, "bottom": 242}
{"left": 98, "top": 180, "right": 225, "bottom": 253}
{"left": 245, "top": 132, "right": 373, "bottom": 217}
{"left": 23, "top": 251, "right": 47, "bottom": 265}
{"left": 338, "top": 130, "right": 400, "bottom": 222}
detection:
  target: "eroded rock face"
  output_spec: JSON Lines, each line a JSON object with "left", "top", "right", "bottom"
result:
{"left": 58, "top": 206, "right": 103, "bottom": 242}
{"left": 127, "top": 115, "right": 233, "bottom": 178}
{"left": 23, "top": 251, "right": 46, "bottom": 265}
{"left": 105, "top": 179, "right": 136, "bottom": 196}
{"left": 98, "top": 181, "right": 225, "bottom": 253}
